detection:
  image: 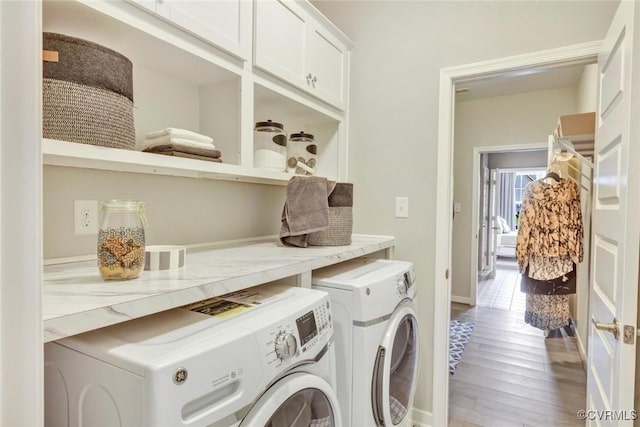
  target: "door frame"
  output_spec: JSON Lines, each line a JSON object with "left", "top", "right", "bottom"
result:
{"left": 432, "top": 41, "right": 600, "bottom": 426}
{"left": 468, "top": 144, "right": 547, "bottom": 306}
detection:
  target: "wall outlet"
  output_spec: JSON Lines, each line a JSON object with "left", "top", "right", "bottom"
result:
{"left": 74, "top": 200, "right": 98, "bottom": 235}
{"left": 395, "top": 197, "right": 409, "bottom": 218}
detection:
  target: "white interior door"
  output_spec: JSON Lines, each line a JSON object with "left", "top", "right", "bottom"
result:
{"left": 480, "top": 164, "right": 490, "bottom": 271}
{"left": 586, "top": 1, "right": 640, "bottom": 424}
{"left": 488, "top": 168, "right": 499, "bottom": 279}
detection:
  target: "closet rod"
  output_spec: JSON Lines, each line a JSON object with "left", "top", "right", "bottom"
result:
{"left": 554, "top": 137, "right": 594, "bottom": 170}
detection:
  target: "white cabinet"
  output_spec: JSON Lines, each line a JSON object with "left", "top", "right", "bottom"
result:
{"left": 254, "top": 0, "right": 349, "bottom": 110}
{"left": 306, "top": 24, "right": 347, "bottom": 109}
{"left": 42, "top": 0, "right": 351, "bottom": 182}
{"left": 129, "top": 0, "right": 252, "bottom": 60}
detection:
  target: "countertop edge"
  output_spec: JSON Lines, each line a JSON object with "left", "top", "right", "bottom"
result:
{"left": 44, "top": 234, "right": 394, "bottom": 342}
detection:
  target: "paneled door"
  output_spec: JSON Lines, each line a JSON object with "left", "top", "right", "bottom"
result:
{"left": 586, "top": 1, "right": 640, "bottom": 424}
{"left": 488, "top": 168, "right": 499, "bottom": 279}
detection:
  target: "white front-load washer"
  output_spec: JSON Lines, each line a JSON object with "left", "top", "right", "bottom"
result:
{"left": 44, "top": 283, "right": 342, "bottom": 427}
{"left": 312, "top": 259, "right": 419, "bottom": 427}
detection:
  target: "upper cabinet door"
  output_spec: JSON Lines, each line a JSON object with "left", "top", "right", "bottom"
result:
{"left": 306, "top": 23, "right": 347, "bottom": 110}
{"left": 155, "top": 0, "right": 252, "bottom": 60}
{"left": 254, "top": 0, "right": 348, "bottom": 110}
{"left": 254, "top": 0, "right": 308, "bottom": 87}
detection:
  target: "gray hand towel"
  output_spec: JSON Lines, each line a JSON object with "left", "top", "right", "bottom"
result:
{"left": 327, "top": 182, "right": 353, "bottom": 207}
{"left": 143, "top": 143, "right": 221, "bottom": 158}
{"left": 280, "top": 176, "right": 336, "bottom": 248}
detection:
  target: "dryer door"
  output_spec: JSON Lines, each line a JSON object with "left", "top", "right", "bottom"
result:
{"left": 371, "top": 302, "right": 419, "bottom": 426}
{"left": 240, "top": 372, "right": 342, "bottom": 427}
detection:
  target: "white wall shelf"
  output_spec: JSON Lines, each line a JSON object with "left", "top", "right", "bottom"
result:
{"left": 43, "top": 139, "right": 292, "bottom": 185}
{"left": 43, "top": 234, "right": 395, "bottom": 342}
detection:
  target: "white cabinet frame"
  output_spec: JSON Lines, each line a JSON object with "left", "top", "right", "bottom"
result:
{"left": 0, "top": 1, "right": 44, "bottom": 425}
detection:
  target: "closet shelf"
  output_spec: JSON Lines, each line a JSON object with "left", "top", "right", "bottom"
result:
{"left": 43, "top": 139, "right": 292, "bottom": 186}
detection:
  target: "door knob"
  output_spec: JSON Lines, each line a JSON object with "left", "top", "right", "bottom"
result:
{"left": 592, "top": 317, "right": 620, "bottom": 340}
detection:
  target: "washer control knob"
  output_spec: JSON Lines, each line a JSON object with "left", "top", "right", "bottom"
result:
{"left": 274, "top": 333, "right": 298, "bottom": 360}
{"left": 397, "top": 278, "right": 408, "bottom": 296}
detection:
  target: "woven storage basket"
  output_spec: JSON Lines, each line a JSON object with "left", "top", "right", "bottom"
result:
{"left": 42, "top": 33, "right": 135, "bottom": 150}
{"left": 308, "top": 206, "right": 353, "bottom": 246}
{"left": 43, "top": 79, "right": 135, "bottom": 149}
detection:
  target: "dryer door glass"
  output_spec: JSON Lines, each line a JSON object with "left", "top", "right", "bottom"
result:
{"left": 388, "top": 314, "right": 418, "bottom": 424}
{"left": 372, "top": 309, "right": 419, "bottom": 426}
{"left": 266, "top": 388, "right": 334, "bottom": 427}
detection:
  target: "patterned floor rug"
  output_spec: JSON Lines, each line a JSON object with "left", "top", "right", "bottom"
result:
{"left": 449, "top": 319, "right": 475, "bottom": 374}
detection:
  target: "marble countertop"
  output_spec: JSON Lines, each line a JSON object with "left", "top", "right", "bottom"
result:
{"left": 43, "top": 234, "right": 394, "bottom": 342}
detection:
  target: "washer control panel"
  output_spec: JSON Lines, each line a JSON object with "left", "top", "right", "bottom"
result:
{"left": 395, "top": 266, "right": 416, "bottom": 298}
{"left": 263, "top": 297, "right": 333, "bottom": 369}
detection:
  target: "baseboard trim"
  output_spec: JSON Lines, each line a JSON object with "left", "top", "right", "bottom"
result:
{"left": 411, "top": 407, "right": 433, "bottom": 427}
{"left": 451, "top": 295, "right": 472, "bottom": 305}
{"left": 574, "top": 322, "right": 588, "bottom": 372}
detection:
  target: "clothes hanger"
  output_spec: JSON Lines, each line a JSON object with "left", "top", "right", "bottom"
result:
{"left": 543, "top": 171, "right": 562, "bottom": 182}
{"left": 542, "top": 172, "right": 562, "bottom": 182}
{"left": 543, "top": 161, "right": 563, "bottom": 183}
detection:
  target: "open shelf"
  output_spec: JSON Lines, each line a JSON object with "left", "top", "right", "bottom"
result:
{"left": 43, "top": 139, "right": 292, "bottom": 185}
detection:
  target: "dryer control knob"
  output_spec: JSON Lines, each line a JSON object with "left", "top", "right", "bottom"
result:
{"left": 397, "top": 278, "right": 408, "bottom": 296}
{"left": 274, "top": 333, "right": 298, "bottom": 360}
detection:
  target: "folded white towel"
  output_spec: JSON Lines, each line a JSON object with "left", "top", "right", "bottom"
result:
{"left": 145, "top": 128, "right": 213, "bottom": 144}
{"left": 142, "top": 137, "right": 217, "bottom": 152}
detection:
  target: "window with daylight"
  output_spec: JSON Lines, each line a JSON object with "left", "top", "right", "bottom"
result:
{"left": 514, "top": 170, "right": 545, "bottom": 228}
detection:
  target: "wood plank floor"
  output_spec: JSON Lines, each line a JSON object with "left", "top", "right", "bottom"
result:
{"left": 449, "top": 261, "right": 587, "bottom": 427}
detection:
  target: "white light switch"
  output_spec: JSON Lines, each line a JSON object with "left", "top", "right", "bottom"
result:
{"left": 395, "top": 197, "right": 409, "bottom": 218}
{"left": 454, "top": 202, "right": 462, "bottom": 213}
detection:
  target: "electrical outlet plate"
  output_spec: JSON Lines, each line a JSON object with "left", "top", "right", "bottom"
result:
{"left": 74, "top": 200, "right": 98, "bottom": 235}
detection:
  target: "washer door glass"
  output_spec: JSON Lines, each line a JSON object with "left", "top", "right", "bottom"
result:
{"left": 267, "top": 388, "right": 334, "bottom": 427}
{"left": 240, "top": 372, "right": 340, "bottom": 427}
{"left": 371, "top": 303, "right": 419, "bottom": 426}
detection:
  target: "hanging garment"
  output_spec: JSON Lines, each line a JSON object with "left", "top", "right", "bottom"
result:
{"left": 524, "top": 293, "right": 571, "bottom": 331}
{"left": 516, "top": 178, "right": 584, "bottom": 280}
{"left": 520, "top": 264, "right": 576, "bottom": 295}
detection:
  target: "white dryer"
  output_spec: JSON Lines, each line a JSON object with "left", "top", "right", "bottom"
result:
{"left": 312, "top": 259, "right": 419, "bottom": 427}
{"left": 45, "top": 284, "right": 342, "bottom": 427}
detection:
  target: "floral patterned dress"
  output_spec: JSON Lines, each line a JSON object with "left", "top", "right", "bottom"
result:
{"left": 516, "top": 178, "right": 584, "bottom": 331}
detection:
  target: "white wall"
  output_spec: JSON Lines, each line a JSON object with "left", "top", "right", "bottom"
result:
{"left": 312, "top": 0, "right": 616, "bottom": 418}
{"left": 577, "top": 63, "right": 599, "bottom": 113}
{"left": 44, "top": 166, "right": 285, "bottom": 258}
{"left": 487, "top": 150, "right": 548, "bottom": 170}
{"left": 452, "top": 88, "right": 578, "bottom": 301}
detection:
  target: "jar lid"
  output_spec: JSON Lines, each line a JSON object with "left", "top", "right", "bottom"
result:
{"left": 255, "top": 119, "right": 284, "bottom": 131}
{"left": 99, "top": 199, "right": 145, "bottom": 211}
{"left": 290, "top": 131, "right": 314, "bottom": 140}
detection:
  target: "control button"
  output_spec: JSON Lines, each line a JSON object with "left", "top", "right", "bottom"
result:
{"left": 274, "top": 333, "right": 298, "bottom": 360}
